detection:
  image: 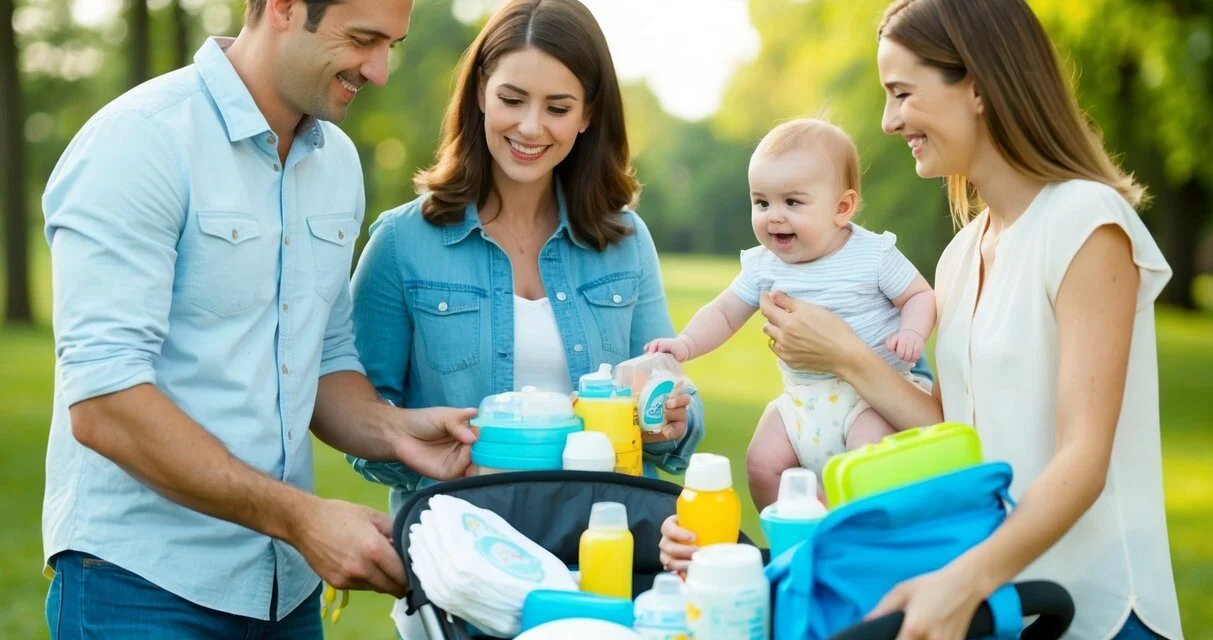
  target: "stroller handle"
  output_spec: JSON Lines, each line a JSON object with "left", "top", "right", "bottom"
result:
{"left": 827, "top": 580, "right": 1074, "bottom": 640}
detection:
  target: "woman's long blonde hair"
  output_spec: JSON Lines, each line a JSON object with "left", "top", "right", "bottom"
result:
{"left": 879, "top": 0, "right": 1146, "bottom": 227}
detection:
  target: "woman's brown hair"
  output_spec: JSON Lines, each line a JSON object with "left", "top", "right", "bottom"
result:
{"left": 879, "top": 0, "right": 1146, "bottom": 227}
{"left": 414, "top": 0, "right": 639, "bottom": 250}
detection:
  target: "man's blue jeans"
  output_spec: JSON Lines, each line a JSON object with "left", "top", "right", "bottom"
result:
{"left": 45, "top": 551, "right": 323, "bottom": 639}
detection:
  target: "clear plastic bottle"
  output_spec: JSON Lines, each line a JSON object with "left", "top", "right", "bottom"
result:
{"left": 578, "top": 502, "right": 634, "bottom": 599}
{"left": 633, "top": 573, "right": 689, "bottom": 639}
{"left": 676, "top": 454, "right": 741, "bottom": 547}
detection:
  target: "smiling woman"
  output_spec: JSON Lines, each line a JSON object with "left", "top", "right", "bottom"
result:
{"left": 344, "top": 0, "right": 706, "bottom": 636}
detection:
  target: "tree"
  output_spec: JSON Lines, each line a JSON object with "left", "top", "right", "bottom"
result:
{"left": 1, "top": 0, "right": 31, "bottom": 324}
{"left": 129, "top": 0, "right": 150, "bottom": 86}
{"left": 172, "top": 0, "right": 190, "bottom": 70}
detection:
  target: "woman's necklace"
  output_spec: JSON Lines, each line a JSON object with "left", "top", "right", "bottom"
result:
{"left": 485, "top": 209, "right": 554, "bottom": 256}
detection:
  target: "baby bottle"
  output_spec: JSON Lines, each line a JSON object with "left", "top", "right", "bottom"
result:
{"left": 578, "top": 502, "right": 634, "bottom": 599}
{"left": 633, "top": 572, "right": 689, "bottom": 639}
{"left": 574, "top": 364, "right": 642, "bottom": 476}
{"left": 759, "top": 468, "right": 828, "bottom": 558}
{"left": 676, "top": 453, "right": 741, "bottom": 548}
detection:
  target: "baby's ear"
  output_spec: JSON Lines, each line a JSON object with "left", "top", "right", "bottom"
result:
{"left": 835, "top": 190, "right": 859, "bottom": 226}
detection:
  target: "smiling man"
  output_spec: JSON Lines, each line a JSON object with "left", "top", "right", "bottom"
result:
{"left": 40, "top": 1, "right": 478, "bottom": 638}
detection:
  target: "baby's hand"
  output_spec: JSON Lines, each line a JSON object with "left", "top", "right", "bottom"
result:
{"left": 644, "top": 337, "right": 692, "bottom": 362}
{"left": 658, "top": 514, "right": 698, "bottom": 573}
{"left": 886, "top": 329, "right": 925, "bottom": 363}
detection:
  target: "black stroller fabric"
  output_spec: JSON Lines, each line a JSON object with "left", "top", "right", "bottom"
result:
{"left": 392, "top": 470, "right": 755, "bottom": 617}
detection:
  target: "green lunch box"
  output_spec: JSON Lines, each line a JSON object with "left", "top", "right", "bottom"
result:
{"left": 822, "top": 422, "right": 982, "bottom": 506}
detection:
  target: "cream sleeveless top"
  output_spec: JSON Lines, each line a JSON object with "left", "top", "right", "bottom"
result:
{"left": 934, "top": 180, "right": 1183, "bottom": 639}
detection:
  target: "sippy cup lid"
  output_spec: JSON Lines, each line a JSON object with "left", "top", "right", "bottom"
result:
{"left": 774, "top": 468, "right": 827, "bottom": 519}
{"left": 472, "top": 386, "right": 578, "bottom": 428}
{"left": 578, "top": 364, "right": 629, "bottom": 398}
{"left": 587, "top": 501, "right": 629, "bottom": 531}
{"left": 684, "top": 453, "right": 732, "bottom": 492}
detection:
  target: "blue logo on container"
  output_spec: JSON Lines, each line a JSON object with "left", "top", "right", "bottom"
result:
{"left": 642, "top": 380, "right": 676, "bottom": 428}
{"left": 463, "top": 514, "right": 545, "bottom": 583}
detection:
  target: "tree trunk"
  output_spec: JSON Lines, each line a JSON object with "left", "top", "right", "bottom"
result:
{"left": 0, "top": 0, "right": 32, "bottom": 325}
{"left": 1158, "top": 179, "right": 1209, "bottom": 309}
{"left": 129, "top": 0, "right": 150, "bottom": 86}
{"left": 172, "top": 0, "right": 190, "bottom": 70}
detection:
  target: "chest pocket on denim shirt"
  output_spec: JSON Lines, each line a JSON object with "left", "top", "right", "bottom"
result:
{"left": 306, "top": 213, "right": 356, "bottom": 303}
{"left": 188, "top": 210, "right": 272, "bottom": 317}
{"left": 579, "top": 273, "right": 639, "bottom": 356}
{"left": 410, "top": 286, "right": 482, "bottom": 374}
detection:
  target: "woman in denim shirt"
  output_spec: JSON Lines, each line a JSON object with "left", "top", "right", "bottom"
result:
{"left": 347, "top": 0, "right": 702, "bottom": 551}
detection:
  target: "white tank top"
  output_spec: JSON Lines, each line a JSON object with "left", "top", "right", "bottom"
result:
{"left": 934, "top": 180, "right": 1182, "bottom": 639}
{"left": 512, "top": 296, "right": 573, "bottom": 394}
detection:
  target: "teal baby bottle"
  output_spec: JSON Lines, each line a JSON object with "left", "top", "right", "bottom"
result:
{"left": 759, "top": 468, "right": 828, "bottom": 559}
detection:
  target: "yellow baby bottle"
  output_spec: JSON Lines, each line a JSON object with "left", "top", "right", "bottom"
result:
{"left": 677, "top": 453, "right": 742, "bottom": 548}
{"left": 574, "top": 364, "right": 643, "bottom": 476}
{"left": 578, "top": 501, "right": 634, "bottom": 599}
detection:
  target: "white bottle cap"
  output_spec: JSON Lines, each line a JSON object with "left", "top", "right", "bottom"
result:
{"left": 563, "top": 431, "right": 616, "bottom": 472}
{"left": 686, "top": 544, "right": 765, "bottom": 586}
{"left": 588, "top": 501, "right": 629, "bottom": 531}
{"left": 684, "top": 453, "right": 732, "bottom": 492}
{"left": 773, "top": 468, "right": 827, "bottom": 520}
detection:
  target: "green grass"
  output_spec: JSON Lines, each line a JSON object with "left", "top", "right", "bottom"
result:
{"left": 2, "top": 255, "right": 1211, "bottom": 638}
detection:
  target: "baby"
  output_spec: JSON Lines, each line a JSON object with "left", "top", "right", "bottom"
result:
{"left": 647, "top": 119, "right": 936, "bottom": 510}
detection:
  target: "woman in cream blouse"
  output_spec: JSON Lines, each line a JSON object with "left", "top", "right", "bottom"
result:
{"left": 757, "top": 0, "right": 1184, "bottom": 637}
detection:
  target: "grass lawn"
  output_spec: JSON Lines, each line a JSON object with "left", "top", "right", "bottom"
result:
{"left": 1, "top": 254, "right": 1210, "bottom": 639}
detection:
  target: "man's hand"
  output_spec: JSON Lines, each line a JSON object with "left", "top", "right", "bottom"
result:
{"left": 886, "top": 329, "right": 925, "bottom": 363}
{"left": 644, "top": 336, "right": 693, "bottom": 362}
{"left": 288, "top": 497, "right": 407, "bottom": 598}
{"left": 390, "top": 407, "right": 478, "bottom": 480}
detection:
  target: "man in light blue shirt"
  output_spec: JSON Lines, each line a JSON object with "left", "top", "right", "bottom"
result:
{"left": 41, "top": 0, "right": 477, "bottom": 636}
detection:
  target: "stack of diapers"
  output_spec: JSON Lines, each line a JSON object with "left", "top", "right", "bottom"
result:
{"left": 408, "top": 495, "right": 579, "bottom": 637}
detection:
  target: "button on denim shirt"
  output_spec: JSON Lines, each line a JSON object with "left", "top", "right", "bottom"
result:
{"left": 42, "top": 38, "right": 364, "bottom": 620}
{"left": 348, "top": 193, "right": 704, "bottom": 513}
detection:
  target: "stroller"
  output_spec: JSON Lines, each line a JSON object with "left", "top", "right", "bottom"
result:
{"left": 392, "top": 469, "right": 1074, "bottom": 640}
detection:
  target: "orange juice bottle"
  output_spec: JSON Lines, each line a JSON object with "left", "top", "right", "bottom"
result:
{"left": 578, "top": 502, "right": 634, "bottom": 599}
{"left": 676, "top": 454, "right": 741, "bottom": 547}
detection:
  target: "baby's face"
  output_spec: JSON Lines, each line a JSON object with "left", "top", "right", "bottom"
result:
{"left": 748, "top": 148, "right": 852, "bottom": 264}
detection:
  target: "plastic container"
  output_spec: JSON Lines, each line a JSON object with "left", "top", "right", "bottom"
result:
{"left": 578, "top": 502, "right": 634, "bottom": 599}
{"left": 684, "top": 544, "right": 770, "bottom": 640}
{"left": 521, "top": 590, "right": 634, "bottom": 631}
{"left": 759, "top": 468, "right": 828, "bottom": 558}
{"left": 613, "top": 353, "right": 687, "bottom": 434}
{"left": 563, "top": 431, "right": 617, "bottom": 472}
{"left": 633, "top": 573, "right": 689, "bottom": 639}
{"left": 470, "top": 386, "right": 582, "bottom": 474}
{"left": 676, "top": 454, "right": 741, "bottom": 548}
{"left": 574, "top": 365, "right": 642, "bottom": 476}
{"left": 822, "top": 422, "right": 982, "bottom": 506}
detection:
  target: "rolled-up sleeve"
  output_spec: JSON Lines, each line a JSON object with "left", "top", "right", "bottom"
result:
{"left": 44, "top": 112, "right": 186, "bottom": 407}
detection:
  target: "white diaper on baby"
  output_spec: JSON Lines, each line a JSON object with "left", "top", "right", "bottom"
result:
{"left": 773, "top": 372, "right": 932, "bottom": 474}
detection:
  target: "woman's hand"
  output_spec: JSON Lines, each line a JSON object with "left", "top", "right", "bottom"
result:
{"left": 866, "top": 563, "right": 988, "bottom": 640}
{"left": 642, "top": 391, "right": 691, "bottom": 444}
{"left": 657, "top": 514, "right": 698, "bottom": 573}
{"left": 759, "top": 291, "right": 867, "bottom": 376}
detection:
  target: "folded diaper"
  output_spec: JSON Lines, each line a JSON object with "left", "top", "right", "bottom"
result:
{"left": 407, "top": 495, "right": 578, "bottom": 637}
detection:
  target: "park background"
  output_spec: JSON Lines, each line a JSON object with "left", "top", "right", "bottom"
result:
{"left": 0, "top": 0, "right": 1210, "bottom": 637}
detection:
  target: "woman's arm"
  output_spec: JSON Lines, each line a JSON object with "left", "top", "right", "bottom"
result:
{"left": 869, "top": 225, "right": 1138, "bottom": 639}
{"left": 345, "top": 214, "right": 426, "bottom": 490}
{"left": 760, "top": 291, "right": 943, "bottom": 428}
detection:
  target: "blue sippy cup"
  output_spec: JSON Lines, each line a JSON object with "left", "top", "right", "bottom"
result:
{"left": 759, "top": 468, "right": 828, "bottom": 559}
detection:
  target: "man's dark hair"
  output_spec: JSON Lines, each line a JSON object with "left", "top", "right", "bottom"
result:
{"left": 245, "top": 0, "right": 342, "bottom": 32}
